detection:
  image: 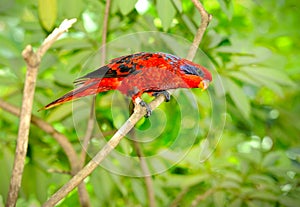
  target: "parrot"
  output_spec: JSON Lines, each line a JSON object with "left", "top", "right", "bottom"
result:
{"left": 41, "top": 52, "right": 212, "bottom": 116}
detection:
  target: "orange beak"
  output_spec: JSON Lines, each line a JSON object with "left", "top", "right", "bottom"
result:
{"left": 198, "top": 79, "right": 210, "bottom": 91}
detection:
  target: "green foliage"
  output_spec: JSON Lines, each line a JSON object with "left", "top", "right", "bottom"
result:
{"left": 0, "top": 0, "right": 300, "bottom": 206}
{"left": 117, "top": 0, "right": 138, "bottom": 15}
{"left": 156, "top": 0, "right": 176, "bottom": 31}
{"left": 38, "top": 0, "right": 58, "bottom": 31}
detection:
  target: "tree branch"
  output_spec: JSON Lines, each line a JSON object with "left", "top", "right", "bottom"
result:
{"left": 42, "top": 97, "right": 164, "bottom": 207}
{"left": 190, "top": 188, "right": 215, "bottom": 207}
{"left": 0, "top": 99, "right": 79, "bottom": 173}
{"left": 78, "top": 98, "right": 95, "bottom": 207}
{"left": 0, "top": 98, "right": 93, "bottom": 206}
{"left": 43, "top": 1, "right": 212, "bottom": 205}
{"left": 80, "top": 98, "right": 96, "bottom": 167}
{"left": 5, "top": 18, "right": 76, "bottom": 207}
{"left": 100, "top": 0, "right": 111, "bottom": 65}
{"left": 169, "top": 188, "right": 189, "bottom": 207}
{"left": 37, "top": 19, "right": 77, "bottom": 58}
{"left": 187, "top": 0, "right": 212, "bottom": 60}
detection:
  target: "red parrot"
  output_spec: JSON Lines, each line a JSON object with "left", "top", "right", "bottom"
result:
{"left": 42, "top": 52, "right": 212, "bottom": 116}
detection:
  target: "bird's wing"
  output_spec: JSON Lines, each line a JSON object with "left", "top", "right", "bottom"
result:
{"left": 73, "top": 53, "right": 148, "bottom": 85}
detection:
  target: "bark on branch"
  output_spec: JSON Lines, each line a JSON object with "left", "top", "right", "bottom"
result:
{"left": 187, "top": 0, "right": 212, "bottom": 60}
{"left": 0, "top": 99, "right": 79, "bottom": 171}
{"left": 5, "top": 18, "right": 77, "bottom": 207}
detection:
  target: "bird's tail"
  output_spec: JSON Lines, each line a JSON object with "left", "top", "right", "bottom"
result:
{"left": 40, "top": 79, "right": 111, "bottom": 110}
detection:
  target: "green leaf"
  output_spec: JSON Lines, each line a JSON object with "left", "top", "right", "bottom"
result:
{"left": 230, "top": 198, "right": 242, "bottom": 207}
{"left": 58, "top": 0, "right": 84, "bottom": 18}
{"left": 22, "top": 164, "right": 49, "bottom": 203}
{"left": 52, "top": 38, "right": 93, "bottom": 50}
{"left": 0, "top": 36, "right": 20, "bottom": 57}
{"left": 0, "top": 147, "right": 14, "bottom": 199}
{"left": 217, "top": 0, "right": 234, "bottom": 19}
{"left": 46, "top": 103, "right": 73, "bottom": 123}
{"left": 262, "top": 151, "right": 281, "bottom": 168}
{"left": 279, "top": 196, "right": 300, "bottom": 207}
{"left": 156, "top": 0, "right": 176, "bottom": 31}
{"left": 248, "top": 191, "right": 278, "bottom": 202}
{"left": 160, "top": 34, "right": 188, "bottom": 57}
{"left": 206, "top": 30, "right": 224, "bottom": 49}
{"left": 153, "top": 182, "right": 169, "bottom": 204}
{"left": 165, "top": 174, "right": 209, "bottom": 188}
{"left": 246, "top": 200, "right": 259, "bottom": 207}
{"left": 213, "top": 191, "right": 225, "bottom": 207}
{"left": 241, "top": 67, "right": 295, "bottom": 86}
{"left": 255, "top": 75, "right": 284, "bottom": 97}
{"left": 247, "top": 174, "right": 275, "bottom": 186}
{"left": 226, "top": 78, "right": 251, "bottom": 119}
{"left": 238, "top": 150, "right": 262, "bottom": 165}
{"left": 172, "top": 0, "right": 182, "bottom": 12}
{"left": 223, "top": 171, "right": 243, "bottom": 184}
{"left": 228, "top": 71, "right": 261, "bottom": 86}
{"left": 38, "top": 0, "right": 57, "bottom": 31}
{"left": 0, "top": 195, "right": 4, "bottom": 206}
{"left": 39, "top": 54, "right": 58, "bottom": 74}
{"left": 65, "top": 50, "right": 93, "bottom": 72}
{"left": 219, "top": 180, "right": 240, "bottom": 189}
{"left": 118, "top": 0, "right": 138, "bottom": 15}
{"left": 216, "top": 45, "right": 272, "bottom": 65}
{"left": 110, "top": 174, "right": 128, "bottom": 196}
{"left": 131, "top": 179, "right": 147, "bottom": 205}
{"left": 240, "top": 66, "right": 295, "bottom": 97}
{"left": 182, "top": 14, "right": 197, "bottom": 34}
{"left": 53, "top": 67, "right": 76, "bottom": 86}
{"left": 90, "top": 169, "right": 114, "bottom": 203}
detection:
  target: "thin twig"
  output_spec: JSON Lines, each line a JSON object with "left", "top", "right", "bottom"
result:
{"left": 100, "top": 0, "right": 111, "bottom": 65}
{"left": 42, "top": 96, "right": 165, "bottom": 207}
{"left": 5, "top": 18, "right": 77, "bottom": 207}
{"left": 190, "top": 188, "right": 215, "bottom": 207}
{"left": 0, "top": 99, "right": 79, "bottom": 173}
{"left": 187, "top": 0, "right": 212, "bottom": 60}
{"left": 0, "top": 99, "right": 91, "bottom": 207}
{"left": 43, "top": 0, "right": 212, "bottom": 205}
{"left": 169, "top": 188, "right": 189, "bottom": 207}
{"left": 131, "top": 132, "right": 156, "bottom": 207}
{"left": 0, "top": 94, "right": 92, "bottom": 207}
{"left": 37, "top": 19, "right": 77, "bottom": 58}
{"left": 80, "top": 97, "right": 96, "bottom": 167}
{"left": 77, "top": 182, "right": 90, "bottom": 207}
{"left": 77, "top": 97, "right": 95, "bottom": 207}
{"left": 170, "top": 2, "right": 212, "bottom": 206}
{"left": 47, "top": 169, "right": 72, "bottom": 175}
{"left": 128, "top": 100, "right": 156, "bottom": 207}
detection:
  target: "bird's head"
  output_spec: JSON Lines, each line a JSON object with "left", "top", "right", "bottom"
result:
{"left": 179, "top": 61, "right": 212, "bottom": 90}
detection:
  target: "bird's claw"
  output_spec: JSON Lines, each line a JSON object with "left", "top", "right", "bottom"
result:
{"left": 139, "top": 100, "right": 152, "bottom": 118}
{"left": 152, "top": 91, "right": 171, "bottom": 102}
{"left": 134, "top": 91, "right": 169, "bottom": 118}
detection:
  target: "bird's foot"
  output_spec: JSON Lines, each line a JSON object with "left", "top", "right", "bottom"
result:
{"left": 152, "top": 90, "right": 171, "bottom": 102}
{"left": 134, "top": 97, "right": 152, "bottom": 118}
{"left": 139, "top": 100, "right": 152, "bottom": 118}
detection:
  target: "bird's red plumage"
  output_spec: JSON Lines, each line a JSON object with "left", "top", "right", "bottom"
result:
{"left": 42, "top": 52, "right": 212, "bottom": 110}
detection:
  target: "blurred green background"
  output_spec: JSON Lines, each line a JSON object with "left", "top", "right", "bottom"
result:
{"left": 0, "top": 0, "right": 299, "bottom": 206}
